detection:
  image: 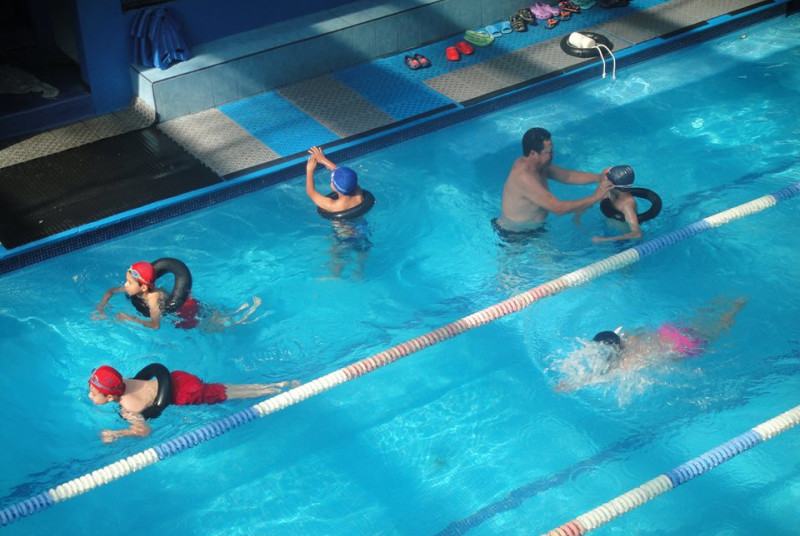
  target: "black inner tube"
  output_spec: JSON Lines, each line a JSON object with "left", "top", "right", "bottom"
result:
{"left": 560, "top": 32, "right": 614, "bottom": 58}
{"left": 600, "top": 188, "right": 662, "bottom": 223}
{"left": 134, "top": 363, "right": 172, "bottom": 420}
{"left": 317, "top": 190, "right": 375, "bottom": 220}
{"left": 129, "top": 257, "right": 192, "bottom": 316}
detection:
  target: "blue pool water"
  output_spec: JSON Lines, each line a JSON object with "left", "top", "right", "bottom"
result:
{"left": 2, "top": 14, "right": 799, "bottom": 535}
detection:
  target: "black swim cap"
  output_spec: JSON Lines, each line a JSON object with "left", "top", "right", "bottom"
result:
{"left": 607, "top": 165, "right": 635, "bottom": 189}
{"left": 522, "top": 128, "right": 551, "bottom": 156}
{"left": 592, "top": 331, "right": 623, "bottom": 369}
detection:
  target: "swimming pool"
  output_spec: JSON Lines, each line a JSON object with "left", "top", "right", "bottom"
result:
{"left": 1, "top": 12, "right": 799, "bottom": 535}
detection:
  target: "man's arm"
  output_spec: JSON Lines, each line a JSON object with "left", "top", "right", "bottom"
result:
{"left": 522, "top": 177, "right": 615, "bottom": 216}
{"left": 100, "top": 410, "right": 150, "bottom": 443}
{"left": 549, "top": 164, "right": 610, "bottom": 185}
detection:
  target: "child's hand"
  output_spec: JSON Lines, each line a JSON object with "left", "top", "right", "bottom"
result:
{"left": 92, "top": 303, "right": 108, "bottom": 320}
{"left": 308, "top": 146, "right": 324, "bottom": 160}
{"left": 100, "top": 430, "right": 120, "bottom": 443}
{"left": 306, "top": 153, "right": 317, "bottom": 172}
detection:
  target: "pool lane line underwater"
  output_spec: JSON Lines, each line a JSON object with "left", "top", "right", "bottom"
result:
{"left": 0, "top": 1, "right": 790, "bottom": 274}
{"left": 543, "top": 404, "right": 800, "bottom": 536}
{"left": 1, "top": 182, "right": 798, "bottom": 528}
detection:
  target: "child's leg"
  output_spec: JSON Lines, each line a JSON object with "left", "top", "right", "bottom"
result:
{"left": 224, "top": 380, "right": 301, "bottom": 399}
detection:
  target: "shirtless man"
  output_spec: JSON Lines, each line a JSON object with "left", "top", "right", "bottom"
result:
{"left": 497, "top": 127, "right": 615, "bottom": 232}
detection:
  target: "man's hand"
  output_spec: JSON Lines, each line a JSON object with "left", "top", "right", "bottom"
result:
{"left": 593, "top": 178, "right": 615, "bottom": 201}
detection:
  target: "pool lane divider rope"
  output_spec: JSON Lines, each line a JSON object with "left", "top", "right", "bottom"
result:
{"left": 1, "top": 182, "right": 798, "bottom": 528}
{"left": 542, "top": 404, "right": 800, "bottom": 536}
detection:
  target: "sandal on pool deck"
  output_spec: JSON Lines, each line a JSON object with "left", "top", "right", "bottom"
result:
{"left": 464, "top": 29, "right": 494, "bottom": 46}
{"left": 515, "top": 7, "right": 535, "bottom": 23}
{"left": 510, "top": 13, "right": 527, "bottom": 32}
{"left": 559, "top": 1, "right": 581, "bottom": 13}
{"left": 455, "top": 41, "right": 474, "bottom": 55}
{"left": 484, "top": 24, "right": 503, "bottom": 38}
{"left": 445, "top": 46, "right": 460, "bottom": 61}
{"left": 404, "top": 55, "right": 421, "bottom": 70}
{"left": 531, "top": 3, "right": 554, "bottom": 19}
{"left": 414, "top": 53, "right": 431, "bottom": 68}
{"left": 546, "top": 17, "right": 559, "bottom": 29}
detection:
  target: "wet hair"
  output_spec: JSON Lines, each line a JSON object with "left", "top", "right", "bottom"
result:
{"left": 592, "top": 331, "right": 623, "bottom": 370}
{"left": 522, "top": 128, "right": 551, "bottom": 157}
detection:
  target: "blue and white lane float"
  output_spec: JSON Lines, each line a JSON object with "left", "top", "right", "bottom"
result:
{"left": 1, "top": 182, "right": 798, "bottom": 528}
{"left": 543, "top": 404, "right": 800, "bottom": 536}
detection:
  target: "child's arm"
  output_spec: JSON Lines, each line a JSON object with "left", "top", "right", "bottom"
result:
{"left": 592, "top": 197, "right": 642, "bottom": 243}
{"left": 94, "top": 286, "right": 125, "bottom": 319}
{"left": 115, "top": 292, "right": 162, "bottom": 329}
{"left": 100, "top": 410, "right": 150, "bottom": 443}
{"left": 305, "top": 149, "right": 339, "bottom": 212}
{"left": 309, "top": 146, "right": 336, "bottom": 171}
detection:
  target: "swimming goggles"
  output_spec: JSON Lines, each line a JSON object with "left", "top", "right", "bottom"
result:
{"left": 128, "top": 267, "right": 151, "bottom": 285}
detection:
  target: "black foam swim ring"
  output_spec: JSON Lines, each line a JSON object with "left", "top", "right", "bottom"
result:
{"left": 134, "top": 363, "right": 172, "bottom": 420}
{"left": 129, "top": 257, "right": 193, "bottom": 316}
{"left": 317, "top": 190, "right": 375, "bottom": 220}
{"left": 560, "top": 32, "right": 614, "bottom": 58}
{"left": 600, "top": 187, "right": 662, "bottom": 223}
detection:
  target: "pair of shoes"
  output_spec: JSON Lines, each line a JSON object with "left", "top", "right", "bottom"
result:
{"left": 464, "top": 29, "right": 494, "bottom": 47}
{"left": 446, "top": 41, "right": 475, "bottom": 61}
{"left": 531, "top": 2, "right": 560, "bottom": 19}
{"left": 485, "top": 21, "right": 513, "bottom": 37}
{"left": 559, "top": 1, "right": 581, "bottom": 13}
{"left": 404, "top": 53, "right": 431, "bottom": 70}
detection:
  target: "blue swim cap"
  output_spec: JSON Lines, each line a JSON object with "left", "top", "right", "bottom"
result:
{"left": 607, "top": 165, "right": 635, "bottom": 189}
{"left": 331, "top": 166, "right": 358, "bottom": 195}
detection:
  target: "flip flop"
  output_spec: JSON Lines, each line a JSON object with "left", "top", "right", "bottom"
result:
{"left": 464, "top": 29, "right": 495, "bottom": 47}
{"left": 485, "top": 24, "right": 503, "bottom": 38}
{"left": 500, "top": 20, "right": 513, "bottom": 34}
{"left": 445, "top": 46, "right": 460, "bottom": 61}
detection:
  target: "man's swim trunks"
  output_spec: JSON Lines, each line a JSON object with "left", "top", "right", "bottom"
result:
{"left": 658, "top": 324, "right": 706, "bottom": 357}
{"left": 174, "top": 296, "right": 200, "bottom": 329}
{"left": 491, "top": 218, "right": 546, "bottom": 245}
{"left": 170, "top": 370, "right": 227, "bottom": 405}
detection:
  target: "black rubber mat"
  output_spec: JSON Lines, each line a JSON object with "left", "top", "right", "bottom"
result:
{"left": 0, "top": 128, "right": 222, "bottom": 249}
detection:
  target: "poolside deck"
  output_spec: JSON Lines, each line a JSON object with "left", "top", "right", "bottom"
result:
{"left": 0, "top": 0, "right": 792, "bottom": 269}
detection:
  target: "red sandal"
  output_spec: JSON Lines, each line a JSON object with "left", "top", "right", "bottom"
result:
{"left": 546, "top": 17, "right": 559, "bottom": 29}
{"left": 455, "top": 41, "right": 474, "bottom": 55}
{"left": 446, "top": 46, "right": 460, "bottom": 61}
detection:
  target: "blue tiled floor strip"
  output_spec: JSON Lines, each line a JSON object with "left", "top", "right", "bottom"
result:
{"left": 220, "top": 92, "right": 337, "bottom": 156}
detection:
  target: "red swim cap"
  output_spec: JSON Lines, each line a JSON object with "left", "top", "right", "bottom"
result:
{"left": 89, "top": 365, "right": 126, "bottom": 396}
{"left": 129, "top": 262, "right": 155, "bottom": 286}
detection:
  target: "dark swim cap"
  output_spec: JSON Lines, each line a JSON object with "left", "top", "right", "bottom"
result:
{"left": 607, "top": 165, "right": 635, "bottom": 189}
{"left": 331, "top": 167, "right": 358, "bottom": 195}
{"left": 592, "top": 331, "right": 623, "bottom": 369}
